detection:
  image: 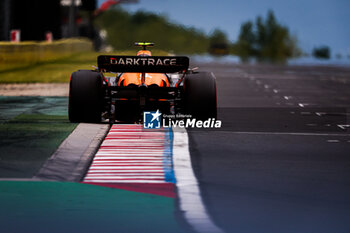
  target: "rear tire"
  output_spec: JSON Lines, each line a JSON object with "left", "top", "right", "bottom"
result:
{"left": 183, "top": 72, "right": 217, "bottom": 120}
{"left": 69, "top": 70, "right": 103, "bottom": 123}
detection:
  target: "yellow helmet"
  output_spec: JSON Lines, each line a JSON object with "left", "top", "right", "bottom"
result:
{"left": 135, "top": 42, "right": 154, "bottom": 56}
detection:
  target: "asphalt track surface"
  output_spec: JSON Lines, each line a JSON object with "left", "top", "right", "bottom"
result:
{"left": 1, "top": 63, "right": 350, "bottom": 233}
{"left": 188, "top": 63, "right": 350, "bottom": 233}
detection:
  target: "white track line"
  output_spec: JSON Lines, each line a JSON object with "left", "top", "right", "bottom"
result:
{"left": 173, "top": 127, "right": 224, "bottom": 233}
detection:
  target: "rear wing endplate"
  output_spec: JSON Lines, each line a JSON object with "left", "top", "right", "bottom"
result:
{"left": 98, "top": 55, "right": 189, "bottom": 73}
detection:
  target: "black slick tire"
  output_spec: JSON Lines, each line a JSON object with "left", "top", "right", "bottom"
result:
{"left": 69, "top": 70, "right": 103, "bottom": 123}
{"left": 183, "top": 72, "right": 217, "bottom": 120}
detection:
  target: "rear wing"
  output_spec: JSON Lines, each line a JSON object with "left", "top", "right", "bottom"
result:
{"left": 97, "top": 55, "right": 189, "bottom": 73}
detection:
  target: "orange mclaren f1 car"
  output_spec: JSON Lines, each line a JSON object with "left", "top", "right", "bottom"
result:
{"left": 69, "top": 42, "right": 217, "bottom": 123}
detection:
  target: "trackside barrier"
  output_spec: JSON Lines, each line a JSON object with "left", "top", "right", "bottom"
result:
{"left": 0, "top": 38, "right": 92, "bottom": 70}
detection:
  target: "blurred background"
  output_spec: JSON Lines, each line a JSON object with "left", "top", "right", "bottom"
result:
{"left": 0, "top": 0, "right": 349, "bottom": 78}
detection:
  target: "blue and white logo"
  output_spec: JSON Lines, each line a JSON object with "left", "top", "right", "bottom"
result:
{"left": 143, "top": 110, "right": 162, "bottom": 129}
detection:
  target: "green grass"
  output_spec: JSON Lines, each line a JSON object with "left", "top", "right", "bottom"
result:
{"left": 0, "top": 50, "right": 169, "bottom": 83}
{"left": 0, "top": 38, "right": 93, "bottom": 72}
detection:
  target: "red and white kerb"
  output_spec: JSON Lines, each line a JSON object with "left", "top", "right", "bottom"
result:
{"left": 83, "top": 124, "right": 173, "bottom": 184}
